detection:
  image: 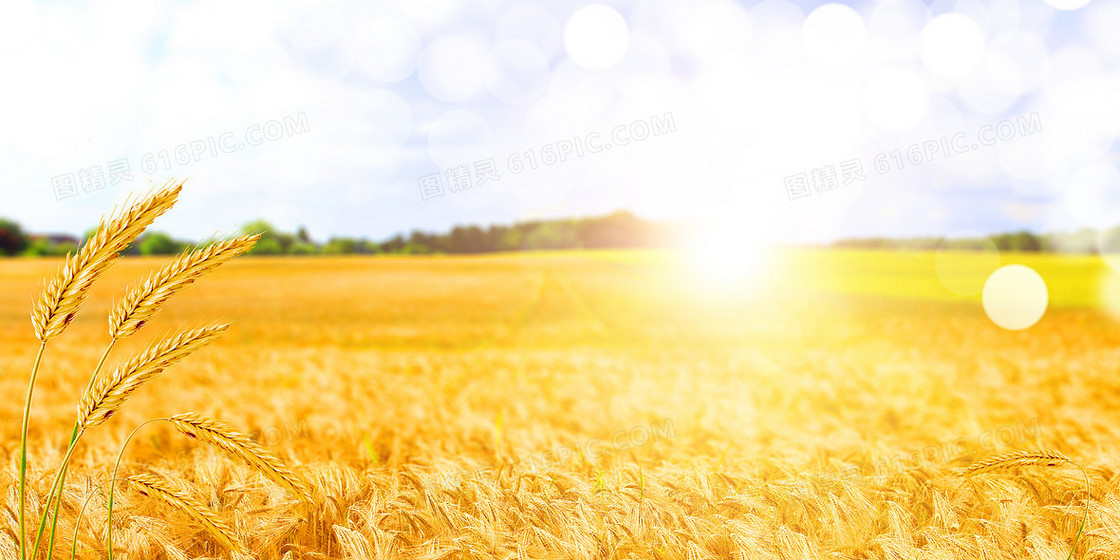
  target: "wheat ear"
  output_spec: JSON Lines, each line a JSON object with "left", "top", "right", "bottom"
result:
{"left": 31, "top": 180, "right": 183, "bottom": 342}
{"left": 169, "top": 412, "right": 311, "bottom": 503}
{"left": 963, "top": 448, "right": 1089, "bottom": 560}
{"left": 127, "top": 473, "right": 245, "bottom": 554}
{"left": 21, "top": 181, "right": 181, "bottom": 560}
{"left": 40, "top": 235, "right": 255, "bottom": 560}
{"left": 963, "top": 448, "right": 1071, "bottom": 476}
{"left": 77, "top": 324, "right": 229, "bottom": 429}
{"left": 109, "top": 234, "right": 259, "bottom": 339}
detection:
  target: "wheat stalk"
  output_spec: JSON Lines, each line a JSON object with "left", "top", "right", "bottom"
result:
{"left": 963, "top": 449, "right": 1071, "bottom": 476}
{"left": 77, "top": 324, "right": 229, "bottom": 429}
{"left": 169, "top": 412, "right": 311, "bottom": 503}
{"left": 31, "top": 180, "right": 183, "bottom": 342}
{"left": 109, "top": 235, "right": 259, "bottom": 339}
{"left": 963, "top": 448, "right": 1089, "bottom": 560}
{"left": 126, "top": 473, "right": 245, "bottom": 554}
{"left": 18, "top": 181, "right": 272, "bottom": 560}
{"left": 21, "top": 181, "right": 182, "bottom": 560}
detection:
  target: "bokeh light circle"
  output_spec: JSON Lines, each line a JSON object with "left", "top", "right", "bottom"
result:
{"left": 497, "top": 6, "right": 563, "bottom": 58}
{"left": 1061, "top": 163, "right": 1120, "bottom": 230}
{"left": 865, "top": 0, "right": 929, "bottom": 61}
{"left": 355, "top": 17, "right": 422, "bottom": 83}
{"left": 748, "top": 0, "right": 805, "bottom": 68}
{"left": 988, "top": 30, "right": 1049, "bottom": 94}
{"left": 564, "top": 4, "right": 630, "bottom": 70}
{"left": 802, "top": 3, "right": 866, "bottom": 69}
{"left": 1044, "top": 0, "right": 1091, "bottom": 11}
{"left": 486, "top": 39, "right": 551, "bottom": 105}
{"left": 1085, "top": 1, "right": 1120, "bottom": 61}
{"left": 290, "top": 19, "right": 356, "bottom": 81}
{"left": 427, "top": 110, "right": 495, "bottom": 170}
{"left": 863, "top": 67, "right": 929, "bottom": 131}
{"left": 919, "top": 13, "right": 986, "bottom": 81}
{"left": 419, "top": 35, "right": 488, "bottom": 102}
{"left": 982, "top": 265, "right": 1049, "bottom": 330}
{"left": 956, "top": 50, "right": 1024, "bottom": 115}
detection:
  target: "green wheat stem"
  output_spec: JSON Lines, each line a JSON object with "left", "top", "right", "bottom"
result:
{"left": 18, "top": 342, "right": 46, "bottom": 560}
{"left": 32, "top": 342, "right": 114, "bottom": 560}
{"left": 1066, "top": 460, "right": 1090, "bottom": 560}
{"left": 715, "top": 443, "right": 732, "bottom": 471}
{"left": 41, "top": 342, "right": 115, "bottom": 560}
{"left": 362, "top": 433, "right": 377, "bottom": 464}
{"left": 494, "top": 409, "right": 504, "bottom": 451}
{"left": 639, "top": 466, "right": 645, "bottom": 502}
{"left": 68, "top": 478, "right": 114, "bottom": 560}
{"left": 29, "top": 433, "right": 84, "bottom": 558}
{"left": 106, "top": 418, "right": 166, "bottom": 560}
{"left": 29, "top": 431, "right": 84, "bottom": 560}
{"left": 42, "top": 424, "right": 80, "bottom": 560}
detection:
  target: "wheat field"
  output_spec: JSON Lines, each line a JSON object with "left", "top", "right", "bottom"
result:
{"left": 2, "top": 247, "right": 1119, "bottom": 559}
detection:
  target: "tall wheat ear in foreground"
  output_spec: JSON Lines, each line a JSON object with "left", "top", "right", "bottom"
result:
{"left": 963, "top": 448, "right": 1091, "bottom": 560}
{"left": 18, "top": 179, "right": 308, "bottom": 560}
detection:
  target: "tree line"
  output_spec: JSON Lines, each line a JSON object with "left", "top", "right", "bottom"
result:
{"left": 4, "top": 213, "right": 1120, "bottom": 257}
{"left": 0, "top": 211, "right": 672, "bottom": 256}
{"left": 831, "top": 228, "right": 1120, "bottom": 253}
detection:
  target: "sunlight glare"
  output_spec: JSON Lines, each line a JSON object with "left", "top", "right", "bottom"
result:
{"left": 681, "top": 222, "right": 777, "bottom": 295}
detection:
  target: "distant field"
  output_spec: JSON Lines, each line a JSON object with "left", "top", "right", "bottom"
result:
{"left": 777, "top": 249, "right": 1114, "bottom": 307}
{"left": 2, "top": 250, "right": 1118, "bottom": 559}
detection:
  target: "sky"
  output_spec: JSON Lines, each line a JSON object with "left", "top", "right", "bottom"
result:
{"left": 0, "top": 0, "right": 1118, "bottom": 245}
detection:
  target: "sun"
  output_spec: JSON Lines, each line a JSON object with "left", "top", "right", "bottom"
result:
{"left": 679, "top": 221, "right": 777, "bottom": 295}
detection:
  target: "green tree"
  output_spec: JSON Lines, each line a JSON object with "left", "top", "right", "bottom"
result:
{"left": 22, "top": 238, "right": 51, "bottom": 256}
{"left": 449, "top": 225, "right": 488, "bottom": 253}
{"left": 358, "top": 240, "right": 380, "bottom": 254}
{"left": 0, "top": 218, "right": 28, "bottom": 255}
{"left": 522, "top": 221, "right": 577, "bottom": 250}
{"left": 252, "top": 237, "right": 283, "bottom": 254}
{"left": 407, "top": 230, "right": 445, "bottom": 253}
{"left": 401, "top": 242, "right": 433, "bottom": 254}
{"left": 323, "top": 237, "right": 358, "bottom": 255}
{"left": 995, "top": 231, "right": 1041, "bottom": 252}
{"left": 241, "top": 220, "right": 283, "bottom": 255}
{"left": 577, "top": 211, "right": 657, "bottom": 248}
{"left": 274, "top": 231, "right": 297, "bottom": 254}
{"left": 290, "top": 242, "right": 319, "bottom": 255}
{"left": 137, "top": 232, "right": 184, "bottom": 255}
{"left": 380, "top": 234, "right": 406, "bottom": 253}
{"left": 495, "top": 227, "right": 522, "bottom": 252}
{"left": 1013, "top": 231, "right": 1041, "bottom": 252}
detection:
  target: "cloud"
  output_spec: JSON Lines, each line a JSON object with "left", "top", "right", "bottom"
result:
{"left": 0, "top": 0, "right": 1114, "bottom": 244}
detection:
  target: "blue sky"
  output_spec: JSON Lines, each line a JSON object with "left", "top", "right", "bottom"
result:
{"left": 1, "top": 0, "right": 1118, "bottom": 244}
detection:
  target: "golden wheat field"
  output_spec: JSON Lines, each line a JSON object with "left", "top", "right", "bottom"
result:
{"left": 3, "top": 247, "right": 1120, "bottom": 559}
